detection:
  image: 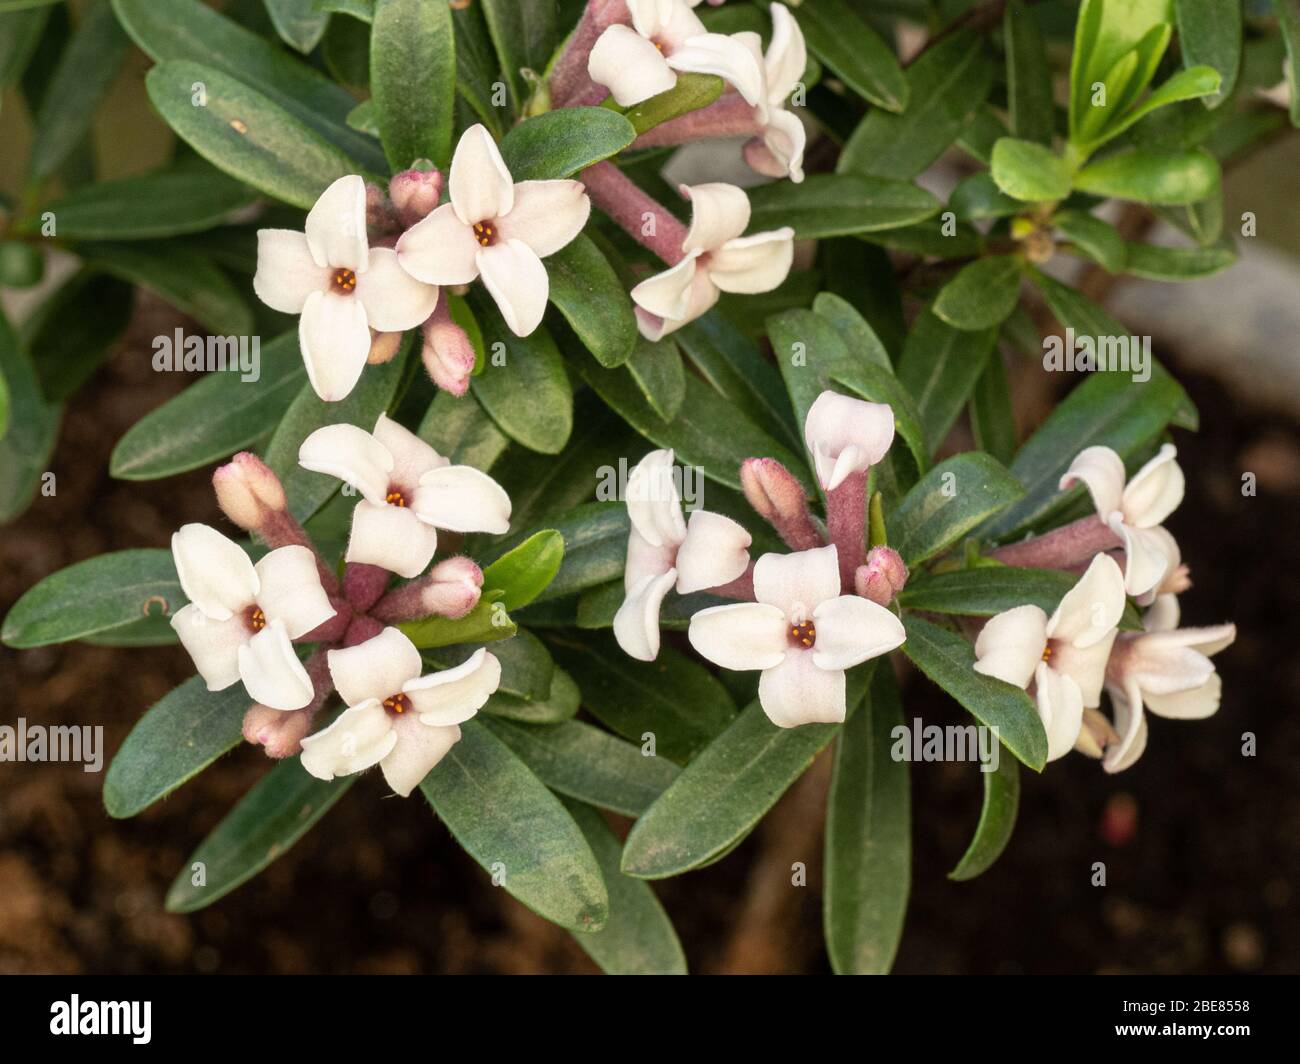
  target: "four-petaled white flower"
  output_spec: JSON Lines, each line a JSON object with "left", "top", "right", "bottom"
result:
{"left": 631, "top": 182, "right": 794, "bottom": 340}
{"left": 974, "top": 553, "right": 1127, "bottom": 762}
{"left": 171, "top": 524, "right": 335, "bottom": 710}
{"left": 1090, "top": 595, "right": 1235, "bottom": 773}
{"left": 254, "top": 175, "right": 439, "bottom": 403}
{"left": 587, "top": 0, "right": 765, "bottom": 108}
{"left": 804, "top": 391, "right": 895, "bottom": 491}
{"left": 613, "top": 449, "right": 752, "bottom": 661}
{"left": 299, "top": 627, "right": 500, "bottom": 797}
{"left": 738, "top": 3, "right": 807, "bottom": 182}
{"left": 1060, "top": 443, "right": 1185, "bottom": 598}
{"left": 298, "top": 413, "right": 511, "bottom": 579}
{"left": 688, "top": 545, "right": 906, "bottom": 728}
{"left": 397, "top": 125, "right": 591, "bottom": 337}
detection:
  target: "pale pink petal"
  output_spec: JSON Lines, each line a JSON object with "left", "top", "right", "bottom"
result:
{"left": 631, "top": 254, "right": 701, "bottom": 321}
{"left": 253, "top": 229, "right": 326, "bottom": 313}
{"left": 395, "top": 203, "right": 483, "bottom": 285}
{"left": 1143, "top": 673, "right": 1221, "bottom": 719}
{"left": 675, "top": 510, "right": 751, "bottom": 593}
{"left": 346, "top": 500, "right": 438, "bottom": 579}
{"left": 631, "top": 0, "right": 704, "bottom": 45}
{"left": 171, "top": 523, "right": 258, "bottom": 621}
{"left": 624, "top": 525, "right": 677, "bottom": 592}
{"left": 668, "top": 32, "right": 765, "bottom": 106}
{"left": 588, "top": 24, "right": 677, "bottom": 107}
{"left": 752, "top": 544, "right": 841, "bottom": 617}
{"left": 305, "top": 174, "right": 368, "bottom": 270}
{"left": 625, "top": 448, "right": 686, "bottom": 549}
{"left": 614, "top": 569, "right": 678, "bottom": 661}
{"left": 476, "top": 239, "right": 549, "bottom": 336}
{"left": 1120, "top": 443, "right": 1184, "bottom": 527}
{"left": 803, "top": 391, "right": 896, "bottom": 492}
{"left": 298, "top": 422, "right": 394, "bottom": 504}
{"left": 354, "top": 246, "right": 438, "bottom": 331}
{"left": 708, "top": 228, "right": 795, "bottom": 294}
{"left": 300, "top": 700, "right": 396, "bottom": 781}
{"left": 327, "top": 626, "right": 423, "bottom": 707}
{"left": 1050, "top": 631, "right": 1117, "bottom": 707}
{"left": 1144, "top": 590, "right": 1180, "bottom": 632}
{"left": 413, "top": 465, "right": 512, "bottom": 533}
{"left": 680, "top": 183, "right": 751, "bottom": 254}
{"left": 299, "top": 289, "right": 372, "bottom": 402}
{"left": 379, "top": 717, "right": 462, "bottom": 796}
{"left": 765, "top": 2, "right": 807, "bottom": 103}
{"left": 1109, "top": 516, "right": 1173, "bottom": 598}
{"left": 497, "top": 180, "right": 591, "bottom": 258}
{"left": 237, "top": 620, "right": 314, "bottom": 710}
{"left": 757, "top": 653, "right": 846, "bottom": 727}
{"left": 254, "top": 545, "right": 334, "bottom": 639}
{"left": 404, "top": 647, "right": 501, "bottom": 725}
{"left": 758, "top": 109, "right": 806, "bottom": 183}
{"left": 688, "top": 602, "right": 787, "bottom": 670}
{"left": 170, "top": 603, "right": 247, "bottom": 691}
{"left": 1102, "top": 680, "right": 1148, "bottom": 773}
{"left": 811, "top": 594, "right": 906, "bottom": 670}
{"left": 449, "top": 124, "right": 514, "bottom": 225}
{"left": 373, "top": 412, "right": 448, "bottom": 487}
{"left": 973, "top": 604, "right": 1048, "bottom": 689}
{"left": 1034, "top": 662, "right": 1084, "bottom": 762}
{"left": 1046, "top": 552, "right": 1126, "bottom": 648}
{"left": 1059, "top": 445, "right": 1125, "bottom": 518}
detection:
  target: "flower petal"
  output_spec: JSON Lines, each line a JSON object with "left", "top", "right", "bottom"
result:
{"left": 765, "top": 1, "right": 807, "bottom": 103}
{"left": 812, "top": 594, "right": 906, "bottom": 670}
{"left": 630, "top": 254, "right": 701, "bottom": 321}
{"left": 395, "top": 202, "right": 482, "bottom": 285}
{"left": 614, "top": 569, "right": 678, "bottom": 662}
{"left": 354, "top": 246, "right": 438, "bottom": 331}
{"left": 1034, "top": 662, "right": 1084, "bottom": 762}
{"left": 298, "top": 422, "right": 393, "bottom": 504}
{"left": 170, "top": 603, "right": 247, "bottom": 691}
{"left": 346, "top": 499, "right": 438, "bottom": 578}
{"left": 254, "top": 545, "right": 334, "bottom": 639}
{"left": 237, "top": 620, "right": 314, "bottom": 710}
{"left": 253, "top": 229, "right": 325, "bottom": 313}
{"left": 803, "top": 390, "right": 896, "bottom": 492}
{"left": 379, "top": 717, "right": 462, "bottom": 796}
{"left": 497, "top": 180, "right": 591, "bottom": 258}
{"left": 1143, "top": 673, "right": 1221, "bottom": 719}
{"left": 1109, "top": 517, "right": 1173, "bottom": 598}
{"left": 668, "top": 32, "right": 765, "bottom": 106}
{"left": 299, "top": 289, "right": 372, "bottom": 402}
{"left": 1102, "top": 680, "right": 1148, "bottom": 773}
{"left": 300, "top": 700, "right": 397, "bottom": 781}
{"left": 1050, "top": 631, "right": 1116, "bottom": 707}
{"left": 171, "top": 523, "right": 258, "bottom": 621}
{"left": 373, "top": 412, "right": 448, "bottom": 488}
{"left": 588, "top": 24, "right": 677, "bottom": 107}
{"left": 625, "top": 448, "right": 686, "bottom": 549}
{"left": 752, "top": 544, "right": 841, "bottom": 617}
{"left": 1120, "top": 442, "right": 1184, "bottom": 527}
{"left": 973, "top": 604, "right": 1048, "bottom": 689}
{"left": 449, "top": 124, "right": 514, "bottom": 225}
{"left": 675, "top": 510, "right": 751, "bottom": 594}
{"left": 1046, "top": 552, "right": 1126, "bottom": 648}
{"left": 413, "top": 465, "right": 512, "bottom": 533}
{"left": 707, "top": 228, "right": 795, "bottom": 294}
{"left": 625, "top": 525, "right": 677, "bottom": 591}
{"left": 757, "top": 108, "right": 806, "bottom": 183}
{"left": 1059, "top": 445, "right": 1125, "bottom": 519}
{"left": 328, "top": 626, "right": 423, "bottom": 707}
{"left": 758, "top": 653, "right": 846, "bottom": 727}
{"left": 680, "top": 183, "right": 751, "bottom": 255}
{"left": 305, "top": 174, "right": 368, "bottom": 271}
{"left": 687, "top": 601, "right": 787, "bottom": 670}
{"left": 404, "top": 647, "right": 501, "bottom": 725}
{"left": 476, "top": 239, "right": 549, "bottom": 336}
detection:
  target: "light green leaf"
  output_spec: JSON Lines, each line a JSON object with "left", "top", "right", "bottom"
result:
{"left": 400, "top": 590, "right": 516, "bottom": 649}
{"left": 1279, "top": 0, "right": 1300, "bottom": 127}
{"left": 1073, "top": 148, "right": 1220, "bottom": 205}
{"left": 990, "top": 137, "right": 1073, "bottom": 202}
{"left": 498, "top": 502, "right": 627, "bottom": 604}
{"left": 482, "top": 530, "right": 564, "bottom": 611}
{"left": 949, "top": 171, "right": 1022, "bottom": 221}
{"left": 890, "top": 453, "right": 1024, "bottom": 565}
{"left": 621, "top": 72, "right": 722, "bottom": 135}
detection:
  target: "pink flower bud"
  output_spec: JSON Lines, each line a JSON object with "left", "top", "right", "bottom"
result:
{"left": 389, "top": 168, "right": 444, "bottom": 227}
{"left": 423, "top": 556, "right": 484, "bottom": 618}
{"left": 242, "top": 703, "right": 316, "bottom": 758}
{"left": 421, "top": 306, "right": 476, "bottom": 396}
{"left": 741, "top": 457, "right": 823, "bottom": 552}
{"left": 854, "top": 546, "right": 908, "bottom": 607}
{"left": 367, "top": 329, "right": 404, "bottom": 365}
{"left": 213, "top": 452, "right": 287, "bottom": 532}
{"left": 365, "top": 181, "right": 398, "bottom": 233}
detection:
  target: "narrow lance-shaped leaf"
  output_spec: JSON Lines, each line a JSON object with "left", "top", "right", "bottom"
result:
{"left": 479, "top": 0, "right": 557, "bottom": 108}
{"left": 499, "top": 107, "right": 637, "bottom": 180}
{"left": 544, "top": 234, "right": 638, "bottom": 368}
{"left": 933, "top": 256, "right": 1023, "bottom": 332}
{"left": 1004, "top": 0, "right": 1054, "bottom": 144}
{"left": 0, "top": 308, "right": 58, "bottom": 523}
{"left": 949, "top": 752, "right": 1021, "bottom": 881}
{"left": 896, "top": 308, "right": 998, "bottom": 453}
{"left": 794, "top": 0, "right": 907, "bottom": 112}
{"left": 370, "top": 0, "right": 455, "bottom": 169}
{"left": 625, "top": 336, "right": 686, "bottom": 422}
{"left": 890, "top": 452, "right": 1024, "bottom": 566}
{"left": 621, "top": 72, "right": 723, "bottom": 135}
{"left": 745, "top": 174, "right": 940, "bottom": 239}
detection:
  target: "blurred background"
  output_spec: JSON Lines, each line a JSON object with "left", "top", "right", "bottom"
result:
{"left": 2, "top": 1, "right": 1298, "bottom": 973}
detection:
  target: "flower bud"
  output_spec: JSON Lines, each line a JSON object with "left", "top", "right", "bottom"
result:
{"left": 389, "top": 167, "right": 444, "bottom": 227}
{"left": 365, "top": 181, "right": 398, "bottom": 233}
{"left": 853, "top": 546, "right": 908, "bottom": 607}
{"left": 367, "top": 328, "right": 404, "bottom": 365}
{"left": 422, "top": 556, "right": 484, "bottom": 618}
{"left": 213, "top": 452, "right": 287, "bottom": 532}
{"left": 740, "top": 457, "right": 823, "bottom": 553}
{"left": 243, "top": 703, "right": 316, "bottom": 758}
{"left": 421, "top": 307, "right": 476, "bottom": 396}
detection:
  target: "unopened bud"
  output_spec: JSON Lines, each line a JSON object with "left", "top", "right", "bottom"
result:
{"left": 213, "top": 452, "right": 287, "bottom": 532}
{"left": 365, "top": 181, "right": 399, "bottom": 233}
{"left": 367, "top": 328, "right": 404, "bottom": 365}
{"left": 853, "top": 546, "right": 907, "bottom": 607}
{"left": 422, "top": 305, "right": 476, "bottom": 396}
{"left": 389, "top": 167, "right": 444, "bottom": 227}
{"left": 243, "top": 703, "right": 316, "bottom": 758}
{"left": 422, "top": 556, "right": 483, "bottom": 618}
{"left": 741, "top": 457, "right": 805, "bottom": 522}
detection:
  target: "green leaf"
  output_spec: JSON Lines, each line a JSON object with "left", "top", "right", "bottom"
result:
{"left": 479, "top": 0, "right": 556, "bottom": 107}
{"left": 400, "top": 589, "right": 516, "bottom": 649}
{"left": 824, "top": 666, "right": 909, "bottom": 974}
{"left": 113, "top": 0, "right": 384, "bottom": 170}
{"left": 103, "top": 676, "right": 246, "bottom": 819}
{"left": 451, "top": 0, "right": 503, "bottom": 136}
{"left": 111, "top": 332, "right": 305, "bottom": 480}
{"left": 264, "top": 345, "right": 407, "bottom": 522}
{"left": 0, "top": 309, "right": 58, "bottom": 522}
{"left": 621, "top": 72, "right": 722, "bottom": 135}
{"left": 2, "top": 549, "right": 182, "bottom": 648}
{"left": 145, "top": 60, "right": 371, "bottom": 210}
{"left": 482, "top": 664, "right": 580, "bottom": 724}
{"left": 1278, "top": 0, "right": 1300, "bottom": 127}
{"left": 1097, "top": 65, "right": 1223, "bottom": 146}
{"left": 561, "top": 799, "right": 687, "bottom": 975}
{"left": 425, "top": 626, "right": 551, "bottom": 700}
{"left": 1073, "top": 148, "right": 1220, "bottom": 205}
{"left": 949, "top": 751, "right": 1020, "bottom": 880}
{"left": 420, "top": 719, "right": 609, "bottom": 932}
{"left": 625, "top": 336, "right": 685, "bottom": 422}
{"left": 417, "top": 388, "right": 509, "bottom": 470}
{"left": 990, "top": 137, "right": 1073, "bottom": 202}
{"left": 1029, "top": 266, "right": 1126, "bottom": 338}
{"left": 549, "top": 632, "right": 737, "bottom": 765}
{"left": 969, "top": 353, "right": 1016, "bottom": 465}
{"left": 794, "top": 0, "right": 907, "bottom": 111}
{"left": 839, "top": 29, "right": 994, "bottom": 180}
{"left": 890, "top": 452, "right": 1024, "bottom": 565}
{"left": 27, "top": 0, "right": 128, "bottom": 183}
{"left": 369, "top": 0, "right": 454, "bottom": 169}
{"left": 746, "top": 174, "right": 939, "bottom": 238}
{"left": 933, "top": 256, "right": 1023, "bottom": 331}
{"left": 896, "top": 308, "right": 998, "bottom": 453}
{"left": 23, "top": 270, "right": 131, "bottom": 402}
{"left": 902, "top": 615, "right": 1047, "bottom": 771}
{"left": 1004, "top": 0, "right": 1054, "bottom": 144}
{"left": 0, "top": 6, "right": 49, "bottom": 90}
{"left": 486, "top": 718, "right": 681, "bottom": 817}
{"left": 949, "top": 171, "right": 1021, "bottom": 222}
{"left": 621, "top": 674, "right": 869, "bottom": 879}
{"left": 264, "top": 0, "right": 331, "bottom": 53}
{"left": 1069, "top": 0, "right": 1173, "bottom": 135}
{"left": 500, "top": 107, "right": 637, "bottom": 180}
{"left": 483, "top": 530, "right": 564, "bottom": 610}
{"left": 166, "top": 759, "right": 354, "bottom": 911}
{"left": 1052, "top": 208, "right": 1127, "bottom": 271}
{"left": 544, "top": 234, "right": 638, "bottom": 367}
{"left": 1123, "top": 238, "right": 1235, "bottom": 279}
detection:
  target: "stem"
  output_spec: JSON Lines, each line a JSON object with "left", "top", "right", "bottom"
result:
{"left": 344, "top": 562, "right": 390, "bottom": 613}
{"left": 258, "top": 510, "right": 341, "bottom": 596}
{"left": 580, "top": 161, "right": 689, "bottom": 264}
{"left": 710, "top": 565, "right": 756, "bottom": 601}
{"left": 826, "top": 472, "right": 868, "bottom": 593}
{"left": 988, "top": 514, "right": 1122, "bottom": 569}
{"left": 342, "top": 614, "right": 384, "bottom": 647}
{"left": 549, "top": 0, "right": 629, "bottom": 106}
{"left": 633, "top": 94, "right": 762, "bottom": 148}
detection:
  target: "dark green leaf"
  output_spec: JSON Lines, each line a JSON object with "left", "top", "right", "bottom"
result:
{"left": 0, "top": 6, "right": 49, "bottom": 89}
{"left": 1004, "top": 0, "right": 1054, "bottom": 143}
{"left": 0, "top": 308, "right": 58, "bottom": 522}
{"left": 1278, "top": 0, "right": 1300, "bottom": 126}
{"left": 544, "top": 234, "right": 638, "bottom": 367}
{"left": 969, "top": 353, "right": 1016, "bottom": 464}
{"left": 890, "top": 452, "right": 1024, "bottom": 565}
{"left": 501, "top": 502, "right": 627, "bottom": 603}
{"left": 897, "top": 308, "right": 997, "bottom": 452}
{"left": 264, "top": 0, "right": 331, "bottom": 53}
{"left": 949, "top": 171, "right": 1021, "bottom": 221}
{"left": 794, "top": 0, "right": 907, "bottom": 111}
{"left": 479, "top": 0, "right": 557, "bottom": 107}
{"left": 482, "top": 664, "right": 580, "bottom": 724}
{"left": 1052, "top": 208, "right": 1127, "bottom": 271}
{"left": 370, "top": 0, "right": 454, "bottom": 169}
{"left": 425, "top": 626, "right": 551, "bottom": 701}
{"left": 625, "top": 336, "right": 685, "bottom": 422}
{"left": 933, "top": 256, "right": 1023, "bottom": 331}
{"left": 500, "top": 107, "right": 637, "bottom": 180}
{"left": 24, "top": 270, "right": 131, "bottom": 401}
{"left": 949, "top": 750, "right": 1020, "bottom": 880}
{"left": 416, "top": 388, "right": 510, "bottom": 470}
{"left": 1123, "top": 238, "right": 1235, "bottom": 279}
{"left": 747, "top": 174, "right": 939, "bottom": 238}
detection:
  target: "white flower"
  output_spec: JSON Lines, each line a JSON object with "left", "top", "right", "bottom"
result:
{"left": 614, "top": 449, "right": 752, "bottom": 661}
{"left": 804, "top": 390, "right": 895, "bottom": 492}
{"left": 299, "top": 627, "right": 500, "bottom": 797}
{"left": 170, "top": 524, "right": 335, "bottom": 710}
{"left": 254, "top": 175, "right": 439, "bottom": 403}
{"left": 973, "top": 553, "right": 1127, "bottom": 761}
{"left": 631, "top": 182, "right": 794, "bottom": 340}
{"left": 298, "top": 413, "right": 511, "bottom": 580}
{"left": 687, "top": 544, "right": 905, "bottom": 728}
{"left": 1060, "top": 443, "right": 1185, "bottom": 598}
{"left": 587, "top": 0, "right": 765, "bottom": 108}
{"left": 738, "top": 4, "right": 807, "bottom": 182}
{"left": 1089, "top": 595, "right": 1235, "bottom": 773}
{"left": 396, "top": 125, "right": 591, "bottom": 337}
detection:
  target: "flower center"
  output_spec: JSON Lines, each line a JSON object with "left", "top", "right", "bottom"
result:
{"left": 789, "top": 620, "right": 816, "bottom": 649}
{"left": 246, "top": 606, "right": 266, "bottom": 632}
{"left": 1042, "top": 643, "right": 1054, "bottom": 662}
{"left": 331, "top": 268, "right": 357, "bottom": 294}
{"left": 472, "top": 221, "right": 497, "bottom": 247}
{"left": 383, "top": 692, "right": 412, "bottom": 716}
{"left": 386, "top": 489, "right": 407, "bottom": 507}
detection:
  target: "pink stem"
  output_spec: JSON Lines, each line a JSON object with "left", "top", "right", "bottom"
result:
{"left": 344, "top": 562, "right": 390, "bottom": 613}
{"left": 550, "top": 0, "right": 629, "bottom": 107}
{"left": 580, "top": 160, "right": 689, "bottom": 265}
{"left": 300, "top": 595, "right": 352, "bottom": 644}
{"left": 633, "top": 93, "right": 762, "bottom": 148}
{"left": 258, "top": 510, "right": 341, "bottom": 596}
{"left": 826, "top": 472, "right": 868, "bottom": 593}
{"left": 989, "top": 514, "right": 1123, "bottom": 569}
{"left": 710, "top": 566, "right": 756, "bottom": 601}
{"left": 342, "top": 614, "right": 384, "bottom": 647}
